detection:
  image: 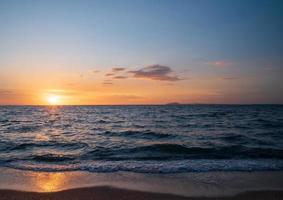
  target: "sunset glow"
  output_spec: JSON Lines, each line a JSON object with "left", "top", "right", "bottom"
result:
{"left": 0, "top": 1, "right": 282, "bottom": 105}
{"left": 33, "top": 173, "right": 67, "bottom": 192}
{"left": 47, "top": 95, "right": 60, "bottom": 105}
{"left": 0, "top": 1, "right": 283, "bottom": 199}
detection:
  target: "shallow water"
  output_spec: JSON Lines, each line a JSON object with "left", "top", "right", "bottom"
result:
{"left": 0, "top": 105, "right": 283, "bottom": 173}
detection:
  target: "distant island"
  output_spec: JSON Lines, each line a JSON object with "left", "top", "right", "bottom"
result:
{"left": 165, "top": 102, "right": 181, "bottom": 105}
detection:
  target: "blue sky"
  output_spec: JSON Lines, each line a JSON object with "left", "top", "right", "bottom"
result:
{"left": 0, "top": 0, "right": 282, "bottom": 104}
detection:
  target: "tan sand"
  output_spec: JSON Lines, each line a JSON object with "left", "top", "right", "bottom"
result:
{"left": 1, "top": 167, "right": 283, "bottom": 196}
{"left": 0, "top": 187, "right": 283, "bottom": 200}
{"left": 0, "top": 167, "right": 283, "bottom": 199}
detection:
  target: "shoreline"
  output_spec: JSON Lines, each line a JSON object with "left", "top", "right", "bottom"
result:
{"left": 0, "top": 187, "right": 283, "bottom": 200}
{"left": 0, "top": 167, "right": 283, "bottom": 199}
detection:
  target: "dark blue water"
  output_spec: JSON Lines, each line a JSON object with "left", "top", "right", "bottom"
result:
{"left": 0, "top": 105, "right": 283, "bottom": 173}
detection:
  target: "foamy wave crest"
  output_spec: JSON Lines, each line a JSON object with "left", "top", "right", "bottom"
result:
{"left": 6, "top": 159, "right": 283, "bottom": 173}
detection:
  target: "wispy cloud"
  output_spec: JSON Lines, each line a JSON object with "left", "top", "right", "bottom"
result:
{"left": 128, "top": 64, "right": 181, "bottom": 81}
{"left": 92, "top": 70, "right": 100, "bottom": 73}
{"left": 0, "top": 89, "right": 29, "bottom": 97}
{"left": 45, "top": 89, "right": 80, "bottom": 96}
{"left": 208, "top": 60, "right": 232, "bottom": 68}
{"left": 113, "top": 76, "right": 128, "bottom": 79}
{"left": 105, "top": 73, "right": 115, "bottom": 77}
{"left": 0, "top": 89, "right": 14, "bottom": 96}
{"left": 102, "top": 79, "right": 114, "bottom": 85}
{"left": 105, "top": 67, "right": 126, "bottom": 77}
{"left": 102, "top": 82, "right": 113, "bottom": 85}
{"left": 99, "top": 94, "right": 143, "bottom": 100}
{"left": 264, "top": 66, "right": 273, "bottom": 71}
{"left": 220, "top": 76, "right": 239, "bottom": 80}
{"left": 112, "top": 67, "right": 125, "bottom": 72}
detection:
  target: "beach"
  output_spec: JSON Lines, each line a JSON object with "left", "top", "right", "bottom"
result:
{"left": 1, "top": 187, "right": 283, "bottom": 200}
{"left": 1, "top": 0, "right": 283, "bottom": 198}
{"left": 0, "top": 167, "right": 283, "bottom": 199}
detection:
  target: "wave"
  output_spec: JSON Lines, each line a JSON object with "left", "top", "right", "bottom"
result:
{"left": 5, "top": 124, "right": 42, "bottom": 133}
{"left": 256, "top": 119, "right": 283, "bottom": 128}
{"left": 1, "top": 105, "right": 283, "bottom": 174}
{"left": 80, "top": 143, "right": 283, "bottom": 160}
{"left": 5, "top": 159, "right": 283, "bottom": 173}
{"left": 32, "top": 154, "right": 76, "bottom": 162}
{"left": 101, "top": 130, "right": 176, "bottom": 139}
{"left": 2, "top": 142, "right": 283, "bottom": 162}
{"left": 2, "top": 141, "right": 89, "bottom": 151}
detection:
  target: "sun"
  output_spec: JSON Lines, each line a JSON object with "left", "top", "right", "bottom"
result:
{"left": 47, "top": 95, "right": 60, "bottom": 105}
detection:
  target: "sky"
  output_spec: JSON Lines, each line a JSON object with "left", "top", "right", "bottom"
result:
{"left": 0, "top": 0, "right": 282, "bottom": 105}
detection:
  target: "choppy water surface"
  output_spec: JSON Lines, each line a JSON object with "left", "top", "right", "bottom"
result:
{"left": 0, "top": 105, "right": 283, "bottom": 173}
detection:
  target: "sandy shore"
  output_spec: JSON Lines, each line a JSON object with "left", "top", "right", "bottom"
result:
{"left": 0, "top": 187, "right": 283, "bottom": 200}
{"left": 0, "top": 167, "right": 283, "bottom": 199}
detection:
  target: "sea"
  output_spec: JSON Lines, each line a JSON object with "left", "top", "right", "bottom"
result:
{"left": 0, "top": 105, "right": 283, "bottom": 173}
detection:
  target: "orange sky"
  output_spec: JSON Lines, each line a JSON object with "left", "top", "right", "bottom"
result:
{"left": 1, "top": 1, "right": 282, "bottom": 105}
{"left": 0, "top": 63, "right": 274, "bottom": 105}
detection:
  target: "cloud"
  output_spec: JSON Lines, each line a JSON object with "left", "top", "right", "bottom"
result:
{"left": 208, "top": 60, "right": 232, "bottom": 68}
{"left": 66, "top": 83, "right": 75, "bottom": 86}
{"left": 45, "top": 89, "right": 80, "bottom": 96}
{"left": 105, "top": 67, "right": 126, "bottom": 77}
{"left": 0, "top": 90, "right": 13, "bottom": 96}
{"left": 103, "top": 82, "right": 113, "bottom": 85}
{"left": 128, "top": 64, "right": 181, "bottom": 81}
{"left": 264, "top": 66, "right": 273, "bottom": 71}
{"left": 112, "top": 67, "right": 125, "bottom": 72}
{"left": 0, "top": 89, "right": 17, "bottom": 97}
{"left": 113, "top": 76, "right": 128, "bottom": 79}
{"left": 0, "top": 89, "right": 32, "bottom": 104}
{"left": 100, "top": 94, "right": 143, "bottom": 100}
{"left": 102, "top": 79, "right": 114, "bottom": 85}
{"left": 0, "top": 89, "right": 28, "bottom": 97}
{"left": 105, "top": 73, "right": 115, "bottom": 77}
{"left": 93, "top": 70, "right": 100, "bottom": 73}
{"left": 220, "top": 76, "right": 239, "bottom": 80}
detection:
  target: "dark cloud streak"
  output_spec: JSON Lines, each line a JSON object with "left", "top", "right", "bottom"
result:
{"left": 128, "top": 64, "right": 181, "bottom": 81}
{"left": 113, "top": 76, "right": 128, "bottom": 79}
{"left": 112, "top": 67, "right": 125, "bottom": 72}
{"left": 0, "top": 90, "right": 14, "bottom": 96}
{"left": 105, "top": 73, "right": 115, "bottom": 77}
{"left": 221, "top": 76, "right": 239, "bottom": 80}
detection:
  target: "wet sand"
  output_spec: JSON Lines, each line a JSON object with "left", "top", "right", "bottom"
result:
{"left": 0, "top": 167, "right": 283, "bottom": 199}
{"left": 0, "top": 187, "right": 283, "bottom": 200}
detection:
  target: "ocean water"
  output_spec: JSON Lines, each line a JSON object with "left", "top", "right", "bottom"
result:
{"left": 0, "top": 105, "right": 283, "bottom": 173}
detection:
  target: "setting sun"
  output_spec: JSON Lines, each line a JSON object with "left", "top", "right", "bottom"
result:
{"left": 47, "top": 95, "right": 60, "bottom": 105}
{"left": 0, "top": 1, "right": 282, "bottom": 200}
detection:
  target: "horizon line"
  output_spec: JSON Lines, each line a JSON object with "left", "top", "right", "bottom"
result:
{"left": 0, "top": 103, "right": 283, "bottom": 106}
